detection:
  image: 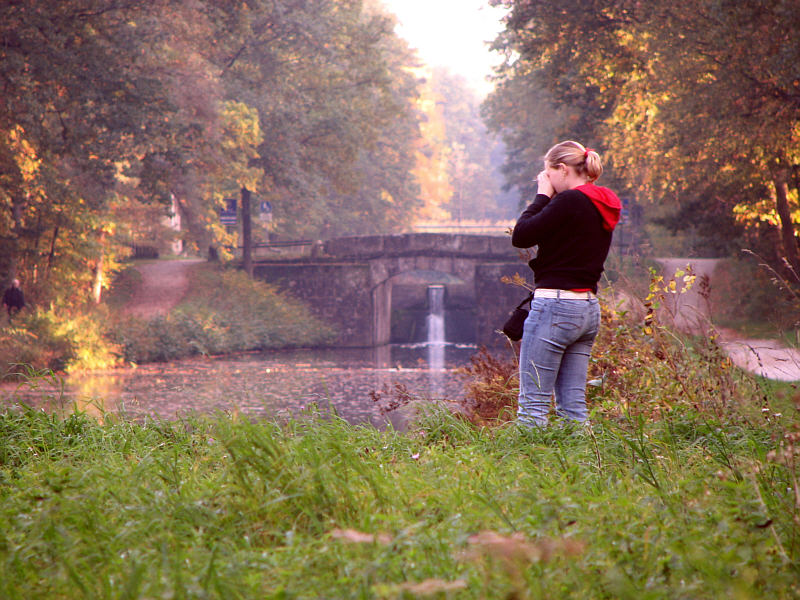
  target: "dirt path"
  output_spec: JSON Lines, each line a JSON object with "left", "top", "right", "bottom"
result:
{"left": 123, "top": 259, "right": 205, "bottom": 319}
{"left": 657, "top": 258, "right": 800, "bottom": 382}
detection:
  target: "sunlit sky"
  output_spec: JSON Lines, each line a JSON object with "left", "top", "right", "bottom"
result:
{"left": 380, "top": 0, "right": 508, "bottom": 98}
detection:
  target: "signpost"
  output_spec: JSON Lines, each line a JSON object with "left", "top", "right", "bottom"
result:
{"left": 259, "top": 200, "right": 273, "bottom": 222}
{"left": 241, "top": 188, "right": 253, "bottom": 277}
{"left": 219, "top": 198, "right": 237, "bottom": 226}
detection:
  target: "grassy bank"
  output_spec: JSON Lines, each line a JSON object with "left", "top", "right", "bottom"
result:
{"left": 0, "top": 262, "right": 335, "bottom": 373}
{"left": 0, "top": 398, "right": 798, "bottom": 599}
{"left": 108, "top": 263, "right": 336, "bottom": 364}
{"left": 2, "top": 263, "right": 798, "bottom": 598}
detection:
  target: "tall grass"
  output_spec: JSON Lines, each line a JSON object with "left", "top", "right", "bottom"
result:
{"left": 0, "top": 398, "right": 797, "bottom": 599}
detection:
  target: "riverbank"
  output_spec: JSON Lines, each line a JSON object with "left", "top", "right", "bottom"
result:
{"left": 1, "top": 401, "right": 797, "bottom": 598}
{"left": 0, "top": 261, "right": 335, "bottom": 374}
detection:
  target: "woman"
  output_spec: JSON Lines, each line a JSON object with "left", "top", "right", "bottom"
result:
{"left": 511, "top": 141, "right": 621, "bottom": 427}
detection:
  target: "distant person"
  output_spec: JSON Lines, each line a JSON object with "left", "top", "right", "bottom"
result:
{"left": 3, "top": 278, "right": 26, "bottom": 320}
{"left": 511, "top": 141, "right": 621, "bottom": 427}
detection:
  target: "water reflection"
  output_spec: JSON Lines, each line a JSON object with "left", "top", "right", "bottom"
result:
{"left": 1, "top": 344, "right": 477, "bottom": 429}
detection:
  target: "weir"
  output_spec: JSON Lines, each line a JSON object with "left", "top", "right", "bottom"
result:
{"left": 426, "top": 285, "right": 446, "bottom": 370}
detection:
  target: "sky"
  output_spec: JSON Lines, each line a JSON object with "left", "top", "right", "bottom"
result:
{"left": 379, "top": 0, "right": 508, "bottom": 98}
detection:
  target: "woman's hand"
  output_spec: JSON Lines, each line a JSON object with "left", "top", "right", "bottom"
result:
{"left": 536, "top": 170, "right": 555, "bottom": 198}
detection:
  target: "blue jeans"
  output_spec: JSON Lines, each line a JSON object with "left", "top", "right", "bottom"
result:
{"left": 517, "top": 297, "right": 600, "bottom": 427}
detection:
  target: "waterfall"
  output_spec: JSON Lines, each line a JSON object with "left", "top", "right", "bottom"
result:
{"left": 426, "top": 285, "right": 446, "bottom": 370}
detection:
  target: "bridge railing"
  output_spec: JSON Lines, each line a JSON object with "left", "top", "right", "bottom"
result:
{"left": 234, "top": 240, "right": 314, "bottom": 249}
{"left": 226, "top": 240, "right": 318, "bottom": 261}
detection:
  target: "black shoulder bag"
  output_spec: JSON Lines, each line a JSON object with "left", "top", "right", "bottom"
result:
{"left": 502, "top": 292, "right": 534, "bottom": 341}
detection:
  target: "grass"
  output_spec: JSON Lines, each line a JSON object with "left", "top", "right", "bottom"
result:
{"left": 1, "top": 262, "right": 798, "bottom": 598}
{"left": 108, "top": 263, "right": 337, "bottom": 364}
{"left": 0, "top": 386, "right": 798, "bottom": 599}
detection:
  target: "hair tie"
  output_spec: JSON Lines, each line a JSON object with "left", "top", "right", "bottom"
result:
{"left": 584, "top": 148, "right": 594, "bottom": 159}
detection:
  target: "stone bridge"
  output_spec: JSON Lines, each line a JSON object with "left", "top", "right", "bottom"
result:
{"left": 253, "top": 233, "right": 530, "bottom": 347}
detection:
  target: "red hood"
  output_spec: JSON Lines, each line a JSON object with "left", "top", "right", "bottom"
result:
{"left": 576, "top": 183, "right": 621, "bottom": 232}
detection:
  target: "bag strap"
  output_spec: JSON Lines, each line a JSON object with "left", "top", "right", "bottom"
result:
{"left": 515, "top": 292, "right": 534, "bottom": 310}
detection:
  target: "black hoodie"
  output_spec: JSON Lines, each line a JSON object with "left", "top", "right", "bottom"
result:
{"left": 511, "top": 184, "right": 621, "bottom": 293}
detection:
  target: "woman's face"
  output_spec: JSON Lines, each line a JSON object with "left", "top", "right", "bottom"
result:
{"left": 546, "top": 163, "right": 569, "bottom": 193}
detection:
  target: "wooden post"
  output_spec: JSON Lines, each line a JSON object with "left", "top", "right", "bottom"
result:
{"left": 241, "top": 186, "right": 253, "bottom": 277}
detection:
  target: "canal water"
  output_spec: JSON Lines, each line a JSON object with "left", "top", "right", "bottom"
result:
{"left": 1, "top": 344, "right": 482, "bottom": 429}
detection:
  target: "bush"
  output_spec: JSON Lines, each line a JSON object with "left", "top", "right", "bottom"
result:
{"left": 1, "top": 263, "right": 336, "bottom": 373}
{"left": 386, "top": 270, "right": 775, "bottom": 429}
{"left": 0, "top": 307, "right": 121, "bottom": 374}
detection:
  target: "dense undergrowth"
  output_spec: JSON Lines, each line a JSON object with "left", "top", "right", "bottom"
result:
{"left": 451, "top": 264, "right": 799, "bottom": 432}
{"left": 0, "top": 262, "right": 335, "bottom": 373}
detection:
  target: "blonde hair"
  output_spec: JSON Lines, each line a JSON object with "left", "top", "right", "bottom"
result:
{"left": 544, "top": 140, "right": 603, "bottom": 182}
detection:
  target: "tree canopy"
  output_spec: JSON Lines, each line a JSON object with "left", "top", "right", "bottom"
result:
{"left": 0, "top": 0, "right": 423, "bottom": 305}
{"left": 486, "top": 0, "right": 800, "bottom": 269}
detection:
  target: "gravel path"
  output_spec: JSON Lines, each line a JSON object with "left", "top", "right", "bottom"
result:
{"left": 123, "top": 259, "right": 205, "bottom": 319}
{"left": 657, "top": 258, "right": 800, "bottom": 382}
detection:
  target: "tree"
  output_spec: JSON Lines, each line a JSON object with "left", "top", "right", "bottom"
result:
{"left": 486, "top": 0, "right": 800, "bottom": 268}
{"left": 0, "top": 0, "right": 181, "bottom": 304}
{"left": 206, "top": 0, "right": 423, "bottom": 238}
{"left": 1, "top": 0, "right": 427, "bottom": 303}
{"left": 431, "top": 69, "right": 506, "bottom": 222}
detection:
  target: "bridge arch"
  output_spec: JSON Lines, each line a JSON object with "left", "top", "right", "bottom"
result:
{"left": 372, "top": 267, "right": 474, "bottom": 346}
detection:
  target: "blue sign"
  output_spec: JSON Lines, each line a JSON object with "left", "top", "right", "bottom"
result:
{"left": 260, "top": 201, "right": 272, "bottom": 214}
{"left": 219, "top": 198, "right": 237, "bottom": 225}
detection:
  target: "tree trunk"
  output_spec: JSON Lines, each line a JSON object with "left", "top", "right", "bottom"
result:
{"left": 92, "top": 252, "right": 104, "bottom": 304}
{"left": 771, "top": 166, "right": 800, "bottom": 276}
{"left": 241, "top": 186, "right": 253, "bottom": 278}
{"left": 92, "top": 232, "right": 105, "bottom": 304}
{"left": 8, "top": 194, "right": 24, "bottom": 280}
{"left": 46, "top": 226, "right": 59, "bottom": 275}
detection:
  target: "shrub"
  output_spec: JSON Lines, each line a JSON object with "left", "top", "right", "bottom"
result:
{"left": 386, "top": 269, "right": 773, "bottom": 429}
{"left": 0, "top": 307, "right": 121, "bottom": 374}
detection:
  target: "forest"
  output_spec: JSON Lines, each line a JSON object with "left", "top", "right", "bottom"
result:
{"left": 485, "top": 0, "right": 800, "bottom": 274}
{"left": 1, "top": 0, "right": 509, "bottom": 311}
{"left": 1, "top": 0, "right": 799, "bottom": 350}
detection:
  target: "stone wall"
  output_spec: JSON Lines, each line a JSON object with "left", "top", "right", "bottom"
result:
{"left": 254, "top": 262, "right": 374, "bottom": 346}
{"left": 324, "top": 233, "right": 513, "bottom": 259}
